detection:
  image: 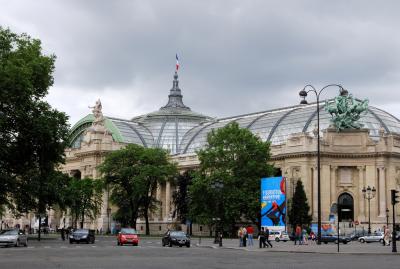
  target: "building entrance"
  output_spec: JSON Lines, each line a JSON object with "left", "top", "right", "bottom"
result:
{"left": 338, "top": 193, "right": 354, "bottom": 222}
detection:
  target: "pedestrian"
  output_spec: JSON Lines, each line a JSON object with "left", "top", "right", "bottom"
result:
{"left": 258, "top": 227, "right": 267, "bottom": 248}
{"left": 309, "top": 231, "right": 316, "bottom": 243}
{"left": 265, "top": 227, "right": 273, "bottom": 248}
{"left": 383, "top": 226, "right": 390, "bottom": 246}
{"left": 247, "top": 225, "right": 254, "bottom": 246}
{"left": 238, "top": 227, "right": 243, "bottom": 247}
{"left": 302, "top": 228, "right": 308, "bottom": 245}
{"left": 242, "top": 226, "right": 247, "bottom": 247}
{"left": 61, "top": 227, "right": 65, "bottom": 241}
{"left": 294, "top": 224, "right": 302, "bottom": 245}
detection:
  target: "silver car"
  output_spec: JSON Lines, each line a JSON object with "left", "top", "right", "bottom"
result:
{"left": 358, "top": 232, "right": 384, "bottom": 243}
{"left": 0, "top": 229, "right": 28, "bottom": 247}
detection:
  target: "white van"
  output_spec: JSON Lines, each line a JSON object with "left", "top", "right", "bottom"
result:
{"left": 268, "top": 230, "right": 289, "bottom": 242}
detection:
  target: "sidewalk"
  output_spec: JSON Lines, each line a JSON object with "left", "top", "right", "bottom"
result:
{"left": 195, "top": 238, "right": 400, "bottom": 255}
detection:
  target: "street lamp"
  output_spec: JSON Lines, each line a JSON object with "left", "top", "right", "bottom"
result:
{"left": 298, "top": 84, "right": 347, "bottom": 245}
{"left": 386, "top": 208, "right": 389, "bottom": 228}
{"left": 362, "top": 185, "right": 376, "bottom": 235}
{"left": 211, "top": 180, "right": 224, "bottom": 247}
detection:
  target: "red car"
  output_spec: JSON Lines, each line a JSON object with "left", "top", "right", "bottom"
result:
{"left": 117, "top": 228, "right": 139, "bottom": 246}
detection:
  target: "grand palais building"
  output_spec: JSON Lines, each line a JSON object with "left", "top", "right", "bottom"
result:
{"left": 4, "top": 72, "right": 400, "bottom": 234}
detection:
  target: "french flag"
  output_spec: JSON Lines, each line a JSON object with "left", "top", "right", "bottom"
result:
{"left": 176, "top": 54, "right": 180, "bottom": 71}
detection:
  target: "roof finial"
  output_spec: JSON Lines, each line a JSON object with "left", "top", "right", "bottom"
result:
{"left": 160, "top": 71, "right": 190, "bottom": 111}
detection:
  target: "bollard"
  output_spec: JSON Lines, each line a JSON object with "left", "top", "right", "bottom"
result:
{"left": 219, "top": 232, "right": 223, "bottom": 247}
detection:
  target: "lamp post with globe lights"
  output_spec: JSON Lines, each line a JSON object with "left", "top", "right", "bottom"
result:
{"left": 298, "top": 84, "right": 347, "bottom": 245}
{"left": 362, "top": 185, "right": 376, "bottom": 235}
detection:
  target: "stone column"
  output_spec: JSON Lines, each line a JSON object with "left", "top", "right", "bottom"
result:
{"left": 312, "top": 167, "right": 318, "bottom": 220}
{"left": 357, "top": 166, "right": 365, "bottom": 221}
{"left": 378, "top": 167, "right": 386, "bottom": 217}
{"left": 330, "top": 166, "right": 338, "bottom": 205}
{"left": 165, "top": 181, "right": 171, "bottom": 221}
{"left": 156, "top": 183, "right": 162, "bottom": 220}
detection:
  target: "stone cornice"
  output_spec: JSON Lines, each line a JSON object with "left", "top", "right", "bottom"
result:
{"left": 271, "top": 151, "right": 400, "bottom": 161}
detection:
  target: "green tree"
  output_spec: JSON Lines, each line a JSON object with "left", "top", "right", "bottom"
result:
{"left": 188, "top": 122, "right": 274, "bottom": 234}
{"left": 99, "top": 144, "right": 177, "bottom": 233}
{"left": 66, "top": 177, "right": 103, "bottom": 229}
{"left": 172, "top": 171, "right": 193, "bottom": 225}
{"left": 288, "top": 180, "right": 312, "bottom": 229}
{"left": 0, "top": 27, "right": 69, "bottom": 240}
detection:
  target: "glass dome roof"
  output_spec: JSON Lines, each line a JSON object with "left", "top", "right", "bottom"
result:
{"left": 68, "top": 74, "right": 400, "bottom": 156}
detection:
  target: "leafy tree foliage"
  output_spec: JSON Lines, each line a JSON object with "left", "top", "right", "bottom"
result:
{"left": 188, "top": 122, "right": 274, "bottom": 234}
{"left": 0, "top": 27, "right": 69, "bottom": 240}
{"left": 99, "top": 144, "right": 177, "bottom": 234}
{"left": 288, "top": 180, "right": 312, "bottom": 229}
{"left": 65, "top": 177, "right": 103, "bottom": 229}
{"left": 172, "top": 171, "right": 193, "bottom": 224}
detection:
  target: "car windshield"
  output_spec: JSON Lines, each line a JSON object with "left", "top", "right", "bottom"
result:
{"left": 0, "top": 230, "right": 19, "bottom": 235}
{"left": 170, "top": 231, "right": 186, "bottom": 237}
{"left": 73, "top": 229, "right": 88, "bottom": 234}
{"left": 121, "top": 228, "right": 137, "bottom": 235}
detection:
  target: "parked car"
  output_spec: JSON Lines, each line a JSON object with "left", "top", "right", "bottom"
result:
{"left": 0, "top": 229, "right": 28, "bottom": 247}
{"left": 69, "top": 229, "right": 95, "bottom": 244}
{"left": 117, "top": 228, "right": 139, "bottom": 246}
{"left": 269, "top": 230, "right": 290, "bottom": 242}
{"left": 162, "top": 231, "right": 190, "bottom": 247}
{"left": 358, "top": 232, "right": 384, "bottom": 243}
{"left": 348, "top": 230, "right": 368, "bottom": 241}
{"left": 320, "top": 234, "right": 351, "bottom": 244}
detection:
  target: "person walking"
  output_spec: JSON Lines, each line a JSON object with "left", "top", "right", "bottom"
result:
{"left": 294, "top": 224, "right": 302, "bottom": 245}
{"left": 61, "top": 227, "right": 65, "bottom": 241}
{"left": 265, "top": 227, "right": 273, "bottom": 248}
{"left": 383, "top": 226, "right": 390, "bottom": 246}
{"left": 242, "top": 226, "right": 247, "bottom": 247}
{"left": 258, "top": 227, "right": 267, "bottom": 248}
{"left": 247, "top": 225, "right": 254, "bottom": 246}
{"left": 238, "top": 227, "right": 243, "bottom": 247}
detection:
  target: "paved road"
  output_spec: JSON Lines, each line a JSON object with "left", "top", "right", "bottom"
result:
{"left": 0, "top": 236, "right": 399, "bottom": 269}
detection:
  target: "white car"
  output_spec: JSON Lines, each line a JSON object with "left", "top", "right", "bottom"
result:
{"left": 358, "top": 232, "right": 384, "bottom": 243}
{"left": 0, "top": 229, "right": 28, "bottom": 247}
{"left": 269, "top": 230, "right": 289, "bottom": 242}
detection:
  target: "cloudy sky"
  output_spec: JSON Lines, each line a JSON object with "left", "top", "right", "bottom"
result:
{"left": 1, "top": 0, "right": 400, "bottom": 126}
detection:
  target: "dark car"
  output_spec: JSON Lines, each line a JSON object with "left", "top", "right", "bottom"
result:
{"left": 69, "top": 229, "right": 95, "bottom": 244}
{"left": 320, "top": 234, "right": 351, "bottom": 244}
{"left": 162, "top": 231, "right": 190, "bottom": 247}
{"left": 349, "top": 230, "right": 368, "bottom": 241}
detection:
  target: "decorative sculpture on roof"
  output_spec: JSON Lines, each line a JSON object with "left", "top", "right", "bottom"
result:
{"left": 325, "top": 94, "right": 369, "bottom": 131}
{"left": 89, "top": 98, "right": 104, "bottom": 126}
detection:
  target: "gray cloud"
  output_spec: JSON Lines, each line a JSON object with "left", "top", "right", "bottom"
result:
{"left": 1, "top": 0, "right": 400, "bottom": 125}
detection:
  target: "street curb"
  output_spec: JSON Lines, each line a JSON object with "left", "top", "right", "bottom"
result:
{"left": 195, "top": 244, "right": 400, "bottom": 255}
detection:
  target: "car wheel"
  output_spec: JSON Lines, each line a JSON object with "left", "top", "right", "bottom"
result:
{"left": 379, "top": 239, "right": 384, "bottom": 243}
{"left": 275, "top": 238, "right": 280, "bottom": 242}
{"left": 343, "top": 241, "right": 348, "bottom": 245}
{"left": 323, "top": 242, "right": 328, "bottom": 244}
{"left": 69, "top": 240, "right": 73, "bottom": 244}
{"left": 133, "top": 243, "right": 138, "bottom": 246}
{"left": 117, "top": 241, "right": 120, "bottom": 246}
{"left": 360, "top": 239, "right": 365, "bottom": 243}
{"left": 186, "top": 244, "right": 190, "bottom": 248}
{"left": 169, "top": 241, "right": 172, "bottom": 247}
{"left": 162, "top": 241, "right": 165, "bottom": 247}
{"left": 334, "top": 240, "right": 338, "bottom": 244}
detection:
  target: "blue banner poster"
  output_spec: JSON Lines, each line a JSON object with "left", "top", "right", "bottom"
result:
{"left": 261, "top": 177, "right": 286, "bottom": 229}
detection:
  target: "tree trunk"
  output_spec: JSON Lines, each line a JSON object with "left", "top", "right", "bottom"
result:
{"left": 80, "top": 209, "right": 84, "bottom": 229}
{"left": 129, "top": 199, "right": 137, "bottom": 229}
{"left": 144, "top": 205, "right": 150, "bottom": 235}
